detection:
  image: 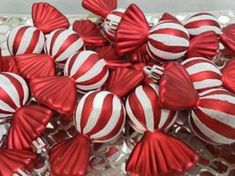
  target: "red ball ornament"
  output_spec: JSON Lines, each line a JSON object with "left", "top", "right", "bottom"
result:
{"left": 7, "top": 26, "right": 45, "bottom": 55}
{"left": 184, "top": 13, "right": 221, "bottom": 37}
{"left": 181, "top": 57, "right": 222, "bottom": 92}
{"left": 189, "top": 88, "right": 235, "bottom": 144}
{"left": 147, "top": 20, "right": 190, "bottom": 62}
{"left": 64, "top": 50, "right": 109, "bottom": 93}
{"left": 44, "top": 29, "right": 84, "bottom": 63}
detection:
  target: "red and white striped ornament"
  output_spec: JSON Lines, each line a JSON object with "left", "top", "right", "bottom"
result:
{"left": 147, "top": 21, "right": 190, "bottom": 62}
{"left": 189, "top": 88, "right": 235, "bottom": 144}
{"left": 184, "top": 13, "right": 221, "bottom": 36}
{"left": 64, "top": 50, "right": 109, "bottom": 93}
{"left": 125, "top": 83, "right": 198, "bottom": 176}
{"left": 126, "top": 83, "right": 177, "bottom": 133}
{"left": 7, "top": 25, "right": 45, "bottom": 55}
{"left": 44, "top": 29, "right": 84, "bottom": 63}
{"left": 103, "top": 8, "right": 125, "bottom": 42}
{"left": 181, "top": 57, "right": 222, "bottom": 92}
{"left": 0, "top": 72, "right": 29, "bottom": 118}
{"left": 74, "top": 91, "right": 126, "bottom": 142}
{"left": 49, "top": 90, "right": 126, "bottom": 175}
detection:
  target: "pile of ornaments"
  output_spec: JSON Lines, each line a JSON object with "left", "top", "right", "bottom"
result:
{"left": 0, "top": 0, "right": 235, "bottom": 176}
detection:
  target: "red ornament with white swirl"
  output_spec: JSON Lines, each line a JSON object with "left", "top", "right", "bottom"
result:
{"left": 181, "top": 57, "right": 222, "bottom": 92}
{"left": 147, "top": 21, "right": 190, "bottom": 62}
{"left": 189, "top": 88, "right": 235, "bottom": 145}
{"left": 116, "top": 4, "right": 218, "bottom": 62}
{"left": 44, "top": 29, "right": 84, "bottom": 63}
{"left": 75, "top": 91, "right": 125, "bottom": 142}
{"left": 0, "top": 72, "right": 52, "bottom": 150}
{"left": 184, "top": 13, "right": 221, "bottom": 36}
{"left": 7, "top": 25, "right": 45, "bottom": 55}
{"left": 50, "top": 90, "right": 126, "bottom": 176}
{"left": 126, "top": 83, "right": 177, "bottom": 133}
{"left": 0, "top": 72, "right": 29, "bottom": 118}
{"left": 125, "top": 83, "right": 198, "bottom": 176}
{"left": 64, "top": 50, "right": 109, "bottom": 93}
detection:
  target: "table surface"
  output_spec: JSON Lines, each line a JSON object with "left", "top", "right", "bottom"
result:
{"left": 1, "top": 0, "right": 235, "bottom": 15}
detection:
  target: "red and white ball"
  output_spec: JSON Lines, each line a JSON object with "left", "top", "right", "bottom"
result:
{"left": 44, "top": 29, "right": 84, "bottom": 63}
{"left": 7, "top": 25, "right": 45, "bottom": 55}
{"left": 64, "top": 50, "right": 109, "bottom": 94}
{"left": 189, "top": 88, "right": 235, "bottom": 144}
{"left": 103, "top": 9, "right": 125, "bottom": 42}
{"left": 147, "top": 21, "right": 190, "bottom": 62}
{"left": 126, "top": 83, "right": 177, "bottom": 133}
{"left": 184, "top": 13, "right": 221, "bottom": 36}
{"left": 0, "top": 72, "right": 29, "bottom": 118}
{"left": 181, "top": 57, "right": 222, "bottom": 92}
{"left": 74, "top": 91, "right": 126, "bottom": 142}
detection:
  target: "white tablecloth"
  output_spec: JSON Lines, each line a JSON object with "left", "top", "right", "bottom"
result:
{"left": 0, "top": 0, "right": 235, "bottom": 15}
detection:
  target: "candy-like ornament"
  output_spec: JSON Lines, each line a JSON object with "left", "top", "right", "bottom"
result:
{"left": 145, "top": 64, "right": 235, "bottom": 145}
{"left": 189, "top": 88, "right": 235, "bottom": 145}
{"left": 116, "top": 4, "right": 219, "bottom": 62}
{"left": 144, "top": 62, "right": 199, "bottom": 110}
{"left": 44, "top": 29, "right": 84, "bottom": 63}
{"left": 50, "top": 91, "right": 126, "bottom": 176}
{"left": 0, "top": 72, "right": 52, "bottom": 149}
{"left": 184, "top": 13, "right": 222, "bottom": 37}
{"left": 184, "top": 13, "right": 235, "bottom": 54}
{"left": 183, "top": 13, "right": 235, "bottom": 54}
{"left": 30, "top": 50, "right": 109, "bottom": 116}
{"left": 49, "top": 66, "right": 146, "bottom": 176}
{"left": 7, "top": 25, "right": 45, "bottom": 55}
{"left": 125, "top": 83, "right": 198, "bottom": 176}
{"left": 6, "top": 2, "right": 70, "bottom": 56}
